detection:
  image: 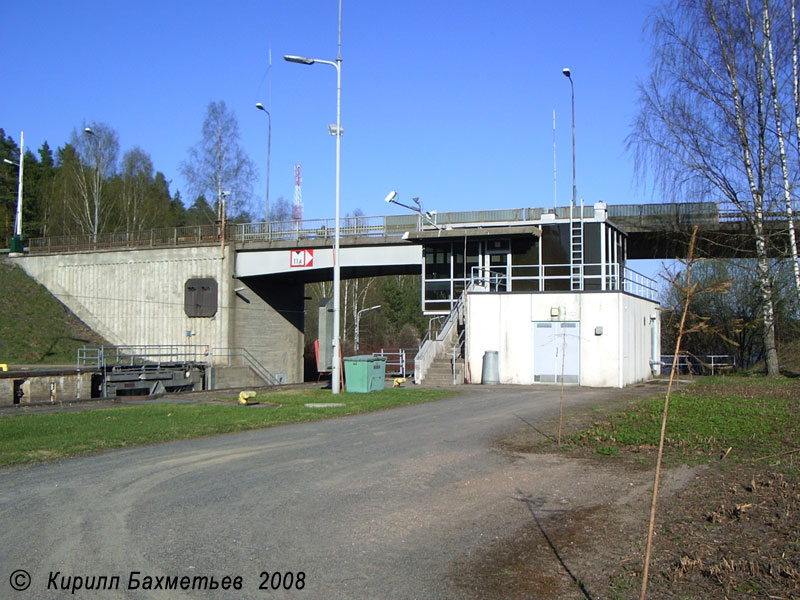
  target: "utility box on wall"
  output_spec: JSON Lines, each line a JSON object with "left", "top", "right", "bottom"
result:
{"left": 185, "top": 278, "right": 218, "bottom": 318}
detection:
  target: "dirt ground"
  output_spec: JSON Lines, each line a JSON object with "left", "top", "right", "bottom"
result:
{"left": 450, "top": 382, "right": 800, "bottom": 600}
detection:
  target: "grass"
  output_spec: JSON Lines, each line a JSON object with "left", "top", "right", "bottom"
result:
{"left": 0, "top": 262, "right": 104, "bottom": 364}
{"left": 0, "top": 387, "right": 453, "bottom": 466}
{"left": 570, "top": 376, "right": 800, "bottom": 463}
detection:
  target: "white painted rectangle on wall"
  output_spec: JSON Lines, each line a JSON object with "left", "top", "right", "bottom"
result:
{"left": 532, "top": 321, "right": 580, "bottom": 384}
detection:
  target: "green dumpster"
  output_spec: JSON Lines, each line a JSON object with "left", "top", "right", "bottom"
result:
{"left": 343, "top": 355, "right": 387, "bottom": 393}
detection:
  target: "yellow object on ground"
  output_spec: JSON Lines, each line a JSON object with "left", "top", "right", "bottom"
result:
{"left": 238, "top": 390, "right": 257, "bottom": 405}
{"left": 393, "top": 378, "right": 407, "bottom": 388}
{"left": 0, "top": 364, "right": 7, "bottom": 372}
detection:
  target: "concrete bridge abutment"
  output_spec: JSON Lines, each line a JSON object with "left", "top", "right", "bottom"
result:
{"left": 12, "top": 245, "right": 304, "bottom": 384}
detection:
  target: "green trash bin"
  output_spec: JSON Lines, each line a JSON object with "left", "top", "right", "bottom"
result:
{"left": 343, "top": 355, "right": 387, "bottom": 393}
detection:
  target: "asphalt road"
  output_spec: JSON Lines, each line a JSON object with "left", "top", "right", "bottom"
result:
{"left": 0, "top": 386, "right": 615, "bottom": 599}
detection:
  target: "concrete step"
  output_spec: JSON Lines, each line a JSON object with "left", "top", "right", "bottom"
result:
{"left": 420, "top": 358, "right": 465, "bottom": 386}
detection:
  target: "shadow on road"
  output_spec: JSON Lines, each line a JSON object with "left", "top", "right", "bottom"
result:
{"left": 515, "top": 490, "right": 595, "bottom": 600}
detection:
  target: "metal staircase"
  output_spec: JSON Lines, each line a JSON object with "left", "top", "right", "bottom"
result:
{"left": 414, "top": 292, "right": 467, "bottom": 385}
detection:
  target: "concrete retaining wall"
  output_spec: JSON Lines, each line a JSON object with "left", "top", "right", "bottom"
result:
{"left": 12, "top": 245, "right": 303, "bottom": 384}
{"left": 0, "top": 371, "right": 95, "bottom": 404}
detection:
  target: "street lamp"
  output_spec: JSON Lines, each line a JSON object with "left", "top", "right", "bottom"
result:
{"left": 284, "top": 2, "right": 343, "bottom": 393}
{"left": 384, "top": 191, "right": 442, "bottom": 230}
{"left": 255, "top": 103, "right": 272, "bottom": 222}
{"left": 562, "top": 68, "right": 576, "bottom": 209}
{"left": 83, "top": 127, "right": 101, "bottom": 243}
{"left": 3, "top": 130, "right": 23, "bottom": 255}
{"left": 354, "top": 305, "right": 381, "bottom": 353}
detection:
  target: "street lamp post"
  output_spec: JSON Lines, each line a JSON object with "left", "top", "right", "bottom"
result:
{"left": 3, "top": 130, "right": 23, "bottom": 254}
{"left": 83, "top": 127, "right": 101, "bottom": 243}
{"left": 255, "top": 103, "right": 272, "bottom": 223}
{"left": 285, "top": 1, "right": 343, "bottom": 393}
{"left": 354, "top": 305, "right": 381, "bottom": 353}
{"left": 562, "top": 68, "right": 576, "bottom": 209}
{"left": 384, "top": 191, "right": 442, "bottom": 230}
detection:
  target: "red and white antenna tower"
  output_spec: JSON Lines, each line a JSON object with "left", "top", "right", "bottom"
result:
{"left": 293, "top": 164, "right": 303, "bottom": 220}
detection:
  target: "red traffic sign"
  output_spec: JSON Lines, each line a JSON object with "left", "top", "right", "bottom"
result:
{"left": 290, "top": 249, "right": 314, "bottom": 267}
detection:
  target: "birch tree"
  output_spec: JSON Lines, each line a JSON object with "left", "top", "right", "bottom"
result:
{"left": 630, "top": 0, "right": 785, "bottom": 375}
{"left": 765, "top": 0, "right": 800, "bottom": 302}
{"left": 68, "top": 122, "right": 119, "bottom": 239}
{"left": 180, "top": 101, "right": 257, "bottom": 221}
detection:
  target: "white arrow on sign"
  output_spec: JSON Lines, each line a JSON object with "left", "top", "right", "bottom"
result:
{"left": 290, "top": 249, "right": 314, "bottom": 267}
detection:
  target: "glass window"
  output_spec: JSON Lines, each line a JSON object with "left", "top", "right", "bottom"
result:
{"left": 423, "top": 243, "right": 451, "bottom": 280}
{"left": 424, "top": 279, "right": 450, "bottom": 300}
{"left": 584, "top": 223, "right": 601, "bottom": 265}
{"left": 541, "top": 224, "right": 570, "bottom": 266}
{"left": 511, "top": 238, "right": 539, "bottom": 266}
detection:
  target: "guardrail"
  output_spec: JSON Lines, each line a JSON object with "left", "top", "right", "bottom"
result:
{"left": 452, "top": 328, "right": 465, "bottom": 385}
{"left": 414, "top": 291, "right": 465, "bottom": 384}
{"left": 208, "top": 347, "right": 280, "bottom": 386}
{"left": 468, "top": 263, "right": 658, "bottom": 302}
{"left": 77, "top": 344, "right": 279, "bottom": 386}
{"left": 660, "top": 354, "right": 737, "bottom": 375}
{"left": 25, "top": 202, "right": 753, "bottom": 255}
{"left": 371, "top": 348, "right": 415, "bottom": 378}
{"left": 78, "top": 344, "right": 210, "bottom": 369}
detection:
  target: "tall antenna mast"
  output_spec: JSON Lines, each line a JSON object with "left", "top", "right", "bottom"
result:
{"left": 553, "top": 109, "right": 557, "bottom": 210}
{"left": 268, "top": 45, "right": 273, "bottom": 111}
{"left": 293, "top": 164, "right": 303, "bottom": 220}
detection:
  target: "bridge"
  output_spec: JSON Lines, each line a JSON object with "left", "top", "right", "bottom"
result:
{"left": 10, "top": 201, "right": 798, "bottom": 389}
{"left": 25, "top": 201, "right": 796, "bottom": 261}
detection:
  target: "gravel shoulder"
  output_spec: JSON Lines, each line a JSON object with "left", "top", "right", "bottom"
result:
{"left": 452, "top": 381, "right": 800, "bottom": 600}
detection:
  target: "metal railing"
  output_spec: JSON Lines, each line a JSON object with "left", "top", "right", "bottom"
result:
{"left": 77, "top": 344, "right": 279, "bottom": 387}
{"left": 25, "top": 201, "right": 749, "bottom": 255}
{"left": 208, "top": 347, "right": 280, "bottom": 386}
{"left": 371, "top": 348, "right": 414, "bottom": 378}
{"left": 660, "top": 354, "right": 737, "bottom": 375}
{"left": 414, "top": 290, "right": 466, "bottom": 384}
{"left": 78, "top": 344, "right": 210, "bottom": 369}
{"left": 452, "top": 328, "right": 465, "bottom": 385}
{"left": 467, "top": 263, "right": 658, "bottom": 302}
{"left": 31, "top": 225, "right": 227, "bottom": 254}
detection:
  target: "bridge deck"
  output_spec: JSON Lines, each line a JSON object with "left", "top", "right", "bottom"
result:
{"left": 22, "top": 202, "right": 796, "bottom": 259}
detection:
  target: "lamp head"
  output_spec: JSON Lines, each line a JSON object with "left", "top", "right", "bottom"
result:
{"left": 562, "top": 68, "right": 572, "bottom": 79}
{"left": 255, "top": 102, "right": 265, "bottom": 111}
{"left": 284, "top": 55, "right": 315, "bottom": 65}
{"left": 84, "top": 127, "right": 95, "bottom": 136}
{"left": 384, "top": 191, "right": 398, "bottom": 204}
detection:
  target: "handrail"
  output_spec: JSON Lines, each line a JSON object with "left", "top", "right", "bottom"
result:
{"left": 452, "top": 328, "right": 465, "bottom": 385}
{"left": 77, "top": 344, "right": 279, "bottom": 386}
{"left": 78, "top": 344, "right": 210, "bottom": 369}
{"left": 414, "top": 289, "right": 466, "bottom": 384}
{"left": 209, "top": 347, "right": 280, "bottom": 386}
{"left": 467, "top": 263, "right": 658, "bottom": 302}
{"left": 372, "top": 348, "right": 412, "bottom": 378}
{"left": 25, "top": 201, "right": 750, "bottom": 256}
{"left": 660, "top": 354, "right": 736, "bottom": 375}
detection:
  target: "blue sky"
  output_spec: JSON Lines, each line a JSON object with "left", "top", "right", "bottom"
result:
{"left": 2, "top": 0, "right": 658, "bottom": 226}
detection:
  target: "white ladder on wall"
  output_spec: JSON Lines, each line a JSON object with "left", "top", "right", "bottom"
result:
{"left": 570, "top": 199, "right": 584, "bottom": 290}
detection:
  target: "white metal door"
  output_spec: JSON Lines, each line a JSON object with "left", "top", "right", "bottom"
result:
{"left": 532, "top": 322, "right": 580, "bottom": 384}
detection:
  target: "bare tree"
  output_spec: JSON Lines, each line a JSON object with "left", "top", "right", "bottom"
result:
{"left": 68, "top": 122, "right": 119, "bottom": 239}
{"left": 270, "top": 196, "right": 293, "bottom": 222}
{"left": 120, "top": 147, "right": 155, "bottom": 232}
{"left": 764, "top": 0, "right": 800, "bottom": 301}
{"left": 180, "top": 100, "right": 257, "bottom": 221}
{"left": 630, "top": 0, "right": 785, "bottom": 375}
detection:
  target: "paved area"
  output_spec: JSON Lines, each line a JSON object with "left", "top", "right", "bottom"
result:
{"left": 0, "top": 385, "right": 623, "bottom": 599}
